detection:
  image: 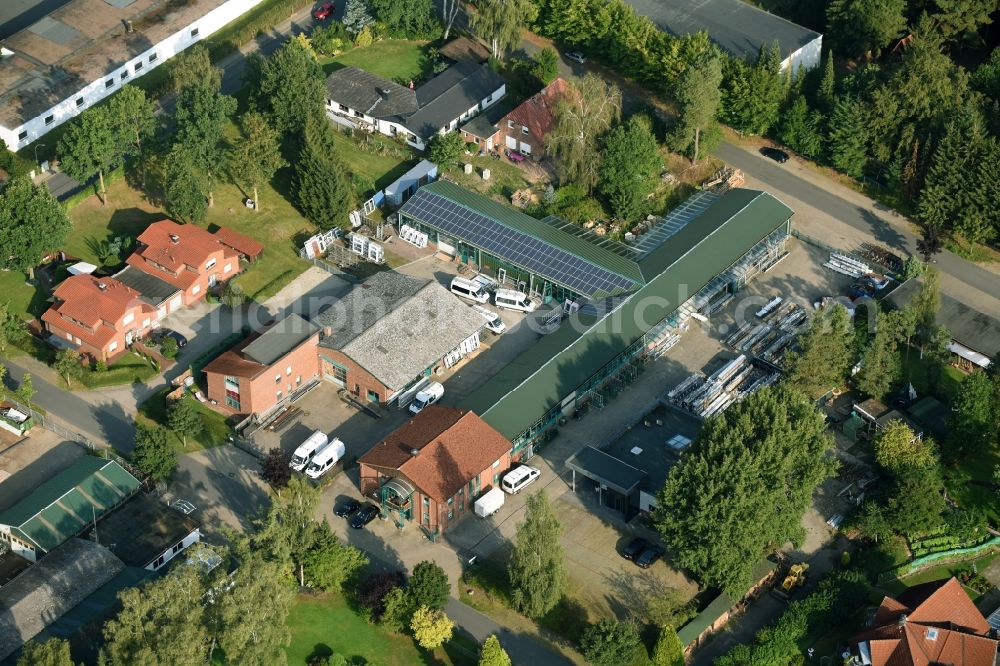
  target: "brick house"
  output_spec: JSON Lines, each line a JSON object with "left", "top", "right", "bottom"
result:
{"left": 851, "top": 577, "right": 999, "bottom": 666}
{"left": 495, "top": 77, "right": 570, "bottom": 157}
{"left": 358, "top": 406, "right": 514, "bottom": 533}
{"left": 125, "top": 220, "right": 245, "bottom": 307}
{"left": 203, "top": 314, "right": 321, "bottom": 417}
{"left": 315, "top": 272, "right": 484, "bottom": 406}
{"left": 42, "top": 274, "right": 159, "bottom": 362}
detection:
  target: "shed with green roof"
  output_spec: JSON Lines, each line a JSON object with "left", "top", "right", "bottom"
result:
{"left": 0, "top": 456, "right": 140, "bottom": 561}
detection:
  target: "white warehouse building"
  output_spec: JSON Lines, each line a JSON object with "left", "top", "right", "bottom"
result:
{"left": 0, "top": 0, "right": 266, "bottom": 152}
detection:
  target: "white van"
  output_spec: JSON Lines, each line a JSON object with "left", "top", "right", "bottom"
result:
{"left": 409, "top": 381, "right": 444, "bottom": 414}
{"left": 289, "top": 430, "right": 329, "bottom": 472}
{"left": 450, "top": 276, "right": 490, "bottom": 303}
{"left": 304, "top": 437, "right": 346, "bottom": 479}
{"left": 494, "top": 289, "right": 540, "bottom": 313}
{"left": 473, "top": 305, "right": 506, "bottom": 335}
{"left": 501, "top": 465, "right": 541, "bottom": 494}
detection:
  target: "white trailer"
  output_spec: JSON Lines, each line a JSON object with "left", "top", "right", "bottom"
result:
{"left": 290, "top": 430, "right": 329, "bottom": 472}
{"left": 474, "top": 488, "right": 505, "bottom": 518}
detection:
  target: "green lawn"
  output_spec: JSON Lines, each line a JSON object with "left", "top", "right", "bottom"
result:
{"left": 899, "top": 347, "right": 965, "bottom": 403}
{"left": 329, "top": 129, "right": 418, "bottom": 194}
{"left": 883, "top": 551, "right": 998, "bottom": 599}
{"left": 286, "top": 593, "right": 475, "bottom": 666}
{"left": 138, "top": 388, "right": 231, "bottom": 452}
{"left": 321, "top": 40, "right": 431, "bottom": 84}
{"left": 76, "top": 351, "right": 159, "bottom": 389}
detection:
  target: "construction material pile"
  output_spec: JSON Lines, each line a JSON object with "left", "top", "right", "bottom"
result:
{"left": 824, "top": 252, "right": 871, "bottom": 278}
{"left": 725, "top": 298, "right": 807, "bottom": 366}
{"left": 666, "top": 354, "right": 780, "bottom": 420}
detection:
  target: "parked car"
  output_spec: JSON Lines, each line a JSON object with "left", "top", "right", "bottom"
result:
{"left": 335, "top": 499, "right": 361, "bottom": 518}
{"left": 473, "top": 305, "right": 506, "bottom": 335}
{"left": 760, "top": 147, "right": 790, "bottom": 163}
{"left": 501, "top": 465, "right": 541, "bottom": 494}
{"left": 408, "top": 381, "right": 444, "bottom": 415}
{"left": 564, "top": 51, "right": 586, "bottom": 64}
{"left": 156, "top": 328, "right": 188, "bottom": 348}
{"left": 313, "top": 2, "right": 334, "bottom": 20}
{"left": 635, "top": 545, "right": 665, "bottom": 569}
{"left": 621, "top": 537, "right": 649, "bottom": 561}
{"left": 350, "top": 504, "right": 379, "bottom": 528}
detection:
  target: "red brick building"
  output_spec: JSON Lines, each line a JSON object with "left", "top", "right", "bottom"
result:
{"left": 851, "top": 577, "right": 999, "bottom": 666}
{"left": 125, "top": 220, "right": 246, "bottom": 307}
{"left": 203, "top": 314, "right": 321, "bottom": 417}
{"left": 358, "top": 406, "right": 514, "bottom": 534}
{"left": 42, "top": 275, "right": 158, "bottom": 362}
{"left": 495, "top": 77, "right": 569, "bottom": 157}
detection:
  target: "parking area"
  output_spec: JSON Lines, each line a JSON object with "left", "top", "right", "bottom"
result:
{"left": 0, "top": 428, "right": 84, "bottom": 513}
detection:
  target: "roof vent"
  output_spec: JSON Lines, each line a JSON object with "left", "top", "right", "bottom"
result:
{"left": 169, "top": 234, "right": 180, "bottom": 243}
{"left": 926, "top": 628, "right": 938, "bottom": 641}
{"left": 381, "top": 88, "right": 392, "bottom": 95}
{"left": 97, "top": 282, "right": 107, "bottom": 290}
{"left": 410, "top": 448, "right": 420, "bottom": 457}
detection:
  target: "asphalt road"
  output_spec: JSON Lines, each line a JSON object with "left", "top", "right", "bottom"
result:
{"left": 1, "top": 356, "right": 135, "bottom": 448}
{"left": 713, "top": 142, "right": 1000, "bottom": 300}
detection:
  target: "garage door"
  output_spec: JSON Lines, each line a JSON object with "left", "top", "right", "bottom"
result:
{"left": 169, "top": 295, "right": 183, "bottom": 313}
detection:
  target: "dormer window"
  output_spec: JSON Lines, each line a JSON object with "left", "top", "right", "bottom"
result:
{"left": 206, "top": 258, "right": 217, "bottom": 270}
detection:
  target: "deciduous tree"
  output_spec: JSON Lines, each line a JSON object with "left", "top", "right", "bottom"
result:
{"left": 478, "top": 635, "right": 512, "bottom": 666}
{"left": 580, "top": 619, "right": 642, "bottom": 666}
{"left": 58, "top": 107, "right": 118, "bottom": 205}
{"left": 260, "top": 447, "right": 291, "bottom": 489}
{"left": 858, "top": 501, "right": 893, "bottom": 543}
{"left": 856, "top": 309, "right": 910, "bottom": 401}
{"left": 470, "top": 0, "right": 538, "bottom": 58}
{"left": 654, "top": 385, "right": 836, "bottom": 595}
{"left": 441, "top": 0, "right": 461, "bottom": 39}
{"left": 16, "top": 373, "right": 34, "bottom": 405}
{"left": 947, "top": 370, "right": 998, "bottom": 458}
{"left": 229, "top": 112, "right": 286, "bottom": 213}
{"left": 53, "top": 349, "right": 84, "bottom": 388}
{"left": 598, "top": 115, "right": 661, "bottom": 220}
{"left": 785, "top": 303, "right": 854, "bottom": 396}
{"left": 532, "top": 47, "right": 560, "bottom": 85}
{"left": 101, "top": 565, "right": 209, "bottom": 666}
{"left": 0, "top": 303, "right": 26, "bottom": 354}
{"left": 132, "top": 422, "right": 177, "bottom": 483}
{"left": 167, "top": 397, "right": 202, "bottom": 447}
{"left": 293, "top": 114, "right": 352, "bottom": 230}
{"left": 0, "top": 177, "right": 71, "bottom": 271}
{"left": 888, "top": 465, "right": 946, "bottom": 535}
{"left": 164, "top": 146, "right": 208, "bottom": 223}
{"left": 408, "top": 560, "right": 450, "bottom": 611}
{"left": 257, "top": 475, "right": 321, "bottom": 585}
{"left": 671, "top": 51, "right": 723, "bottom": 164}
{"left": 874, "top": 421, "right": 937, "bottom": 473}
{"left": 426, "top": 131, "right": 467, "bottom": 166}
{"left": 410, "top": 606, "right": 453, "bottom": 649}
{"left": 548, "top": 74, "right": 622, "bottom": 193}
{"left": 106, "top": 85, "right": 157, "bottom": 187}
{"left": 215, "top": 552, "right": 295, "bottom": 666}
{"left": 174, "top": 84, "right": 237, "bottom": 208}
{"left": 17, "top": 638, "right": 75, "bottom": 666}
{"left": 301, "top": 519, "right": 369, "bottom": 591}
{"left": 169, "top": 44, "right": 222, "bottom": 91}
{"left": 651, "top": 625, "right": 684, "bottom": 666}
{"left": 508, "top": 489, "right": 565, "bottom": 617}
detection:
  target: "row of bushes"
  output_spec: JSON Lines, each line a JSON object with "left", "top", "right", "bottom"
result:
{"left": 207, "top": 0, "right": 314, "bottom": 61}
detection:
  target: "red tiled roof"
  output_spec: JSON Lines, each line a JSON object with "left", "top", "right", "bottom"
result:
{"left": 129, "top": 220, "right": 237, "bottom": 289}
{"left": 42, "top": 275, "right": 154, "bottom": 350}
{"left": 853, "top": 578, "right": 998, "bottom": 666}
{"left": 499, "top": 77, "right": 571, "bottom": 147}
{"left": 213, "top": 227, "right": 264, "bottom": 259}
{"left": 359, "top": 406, "right": 512, "bottom": 502}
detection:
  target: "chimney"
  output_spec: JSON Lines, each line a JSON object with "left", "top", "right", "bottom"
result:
{"left": 97, "top": 282, "right": 107, "bottom": 290}
{"left": 381, "top": 88, "right": 392, "bottom": 99}
{"left": 169, "top": 234, "right": 180, "bottom": 244}
{"left": 410, "top": 448, "right": 420, "bottom": 457}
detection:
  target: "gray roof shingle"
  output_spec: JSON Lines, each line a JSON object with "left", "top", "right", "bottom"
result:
{"left": 241, "top": 314, "right": 319, "bottom": 366}
{"left": 325, "top": 67, "right": 418, "bottom": 117}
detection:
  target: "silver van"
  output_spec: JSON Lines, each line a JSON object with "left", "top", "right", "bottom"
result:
{"left": 450, "top": 276, "right": 490, "bottom": 303}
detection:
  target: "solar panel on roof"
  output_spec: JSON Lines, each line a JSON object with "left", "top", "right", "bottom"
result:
{"left": 402, "top": 191, "right": 637, "bottom": 296}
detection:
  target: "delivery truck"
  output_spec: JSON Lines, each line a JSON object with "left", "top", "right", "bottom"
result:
{"left": 289, "top": 430, "right": 328, "bottom": 472}
{"left": 474, "top": 487, "right": 505, "bottom": 518}
{"left": 305, "top": 437, "right": 347, "bottom": 480}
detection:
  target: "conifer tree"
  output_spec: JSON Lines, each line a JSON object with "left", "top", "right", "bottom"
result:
{"left": 292, "top": 115, "right": 352, "bottom": 230}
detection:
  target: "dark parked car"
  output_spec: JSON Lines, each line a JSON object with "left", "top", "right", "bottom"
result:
{"left": 635, "top": 545, "right": 665, "bottom": 569}
{"left": 154, "top": 328, "right": 188, "bottom": 348}
{"left": 564, "top": 51, "right": 586, "bottom": 64}
{"left": 621, "top": 537, "right": 649, "bottom": 561}
{"left": 335, "top": 499, "right": 361, "bottom": 518}
{"left": 760, "top": 147, "right": 790, "bottom": 163}
{"left": 350, "top": 504, "right": 379, "bottom": 529}
{"left": 313, "top": 2, "right": 333, "bottom": 20}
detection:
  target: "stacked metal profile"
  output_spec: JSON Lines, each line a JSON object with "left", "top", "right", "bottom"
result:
{"left": 823, "top": 252, "right": 870, "bottom": 278}
{"left": 665, "top": 354, "right": 780, "bottom": 420}
{"left": 725, "top": 300, "right": 807, "bottom": 366}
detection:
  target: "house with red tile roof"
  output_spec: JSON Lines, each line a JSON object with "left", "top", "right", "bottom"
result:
{"left": 852, "top": 577, "right": 998, "bottom": 666}
{"left": 42, "top": 275, "right": 159, "bottom": 362}
{"left": 495, "top": 77, "right": 570, "bottom": 157}
{"left": 125, "top": 221, "right": 243, "bottom": 308}
{"left": 358, "top": 406, "right": 515, "bottom": 534}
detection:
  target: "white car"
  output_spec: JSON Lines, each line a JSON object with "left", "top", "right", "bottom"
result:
{"left": 473, "top": 305, "right": 506, "bottom": 335}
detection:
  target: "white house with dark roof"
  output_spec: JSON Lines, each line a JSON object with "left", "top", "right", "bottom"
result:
{"left": 325, "top": 60, "right": 506, "bottom": 150}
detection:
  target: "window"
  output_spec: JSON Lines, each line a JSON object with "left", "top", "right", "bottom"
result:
{"left": 339, "top": 103, "right": 348, "bottom": 112}
{"left": 123, "top": 312, "right": 134, "bottom": 325}
{"left": 172, "top": 541, "right": 183, "bottom": 553}
{"left": 422, "top": 497, "right": 429, "bottom": 508}
{"left": 153, "top": 555, "right": 165, "bottom": 569}
{"left": 18, "top": 131, "right": 27, "bottom": 141}
{"left": 522, "top": 126, "right": 529, "bottom": 135}
{"left": 226, "top": 395, "right": 240, "bottom": 409}
{"left": 205, "top": 258, "right": 216, "bottom": 269}
{"left": 192, "top": 284, "right": 201, "bottom": 295}
{"left": 108, "top": 340, "right": 118, "bottom": 352}
{"left": 507, "top": 120, "right": 515, "bottom": 129}
{"left": 149, "top": 53, "right": 158, "bottom": 63}
{"left": 76, "top": 97, "right": 84, "bottom": 107}
{"left": 134, "top": 61, "right": 143, "bottom": 72}
{"left": 224, "top": 263, "right": 232, "bottom": 273}
{"left": 286, "top": 366, "right": 292, "bottom": 375}
{"left": 44, "top": 115, "right": 54, "bottom": 125}
{"left": 120, "top": 70, "right": 129, "bottom": 80}
{"left": 275, "top": 374, "right": 281, "bottom": 384}
{"left": 224, "top": 376, "right": 240, "bottom": 391}
{"left": 66, "top": 332, "right": 73, "bottom": 340}
{"left": 493, "top": 473, "right": 500, "bottom": 485}
{"left": 423, "top": 512, "right": 430, "bottom": 525}
{"left": 447, "top": 498, "right": 453, "bottom": 505}
{"left": 458, "top": 488, "right": 464, "bottom": 496}
{"left": 106, "top": 79, "right": 115, "bottom": 89}
{"left": 295, "top": 375, "right": 302, "bottom": 386}
{"left": 354, "top": 110, "right": 363, "bottom": 118}
{"left": 492, "top": 459, "right": 501, "bottom": 468}
{"left": 142, "top": 318, "right": 150, "bottom": 328}
{"left": 367, "top": 389, "right": 379, "bottom": 403}
{"left": 447, "top": 508, "right": 453, "bottom": 520}
{"left": 459, "top": 501, "right": 464, "bottom": 512}
{"left": 486, "top": 94, "right": 493, "bottom": 104}
{"left": 190, "top": 27, "right": 200, "bottom": 38}
{"left": 276, "top": 390, "right": 283, "bottom": 399}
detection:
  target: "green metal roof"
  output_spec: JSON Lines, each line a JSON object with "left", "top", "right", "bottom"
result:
{"left": 462, "top": 189, "right": 793, "bottom": 439}
{"left": 418, "top": 181, "right": 646, "bottom": 285}
{"left": 0, "top": 456, "right": 140, "bottom": 553}
{"left": 677, "top": 591, "right": 733, "bottom": 644}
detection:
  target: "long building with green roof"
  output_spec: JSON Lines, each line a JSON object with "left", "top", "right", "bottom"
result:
{"left": 423, "top": 183, "right": 796, "bottom": 451}
{"left": 0, "top": 456, "right": 140, "bottom": 562}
